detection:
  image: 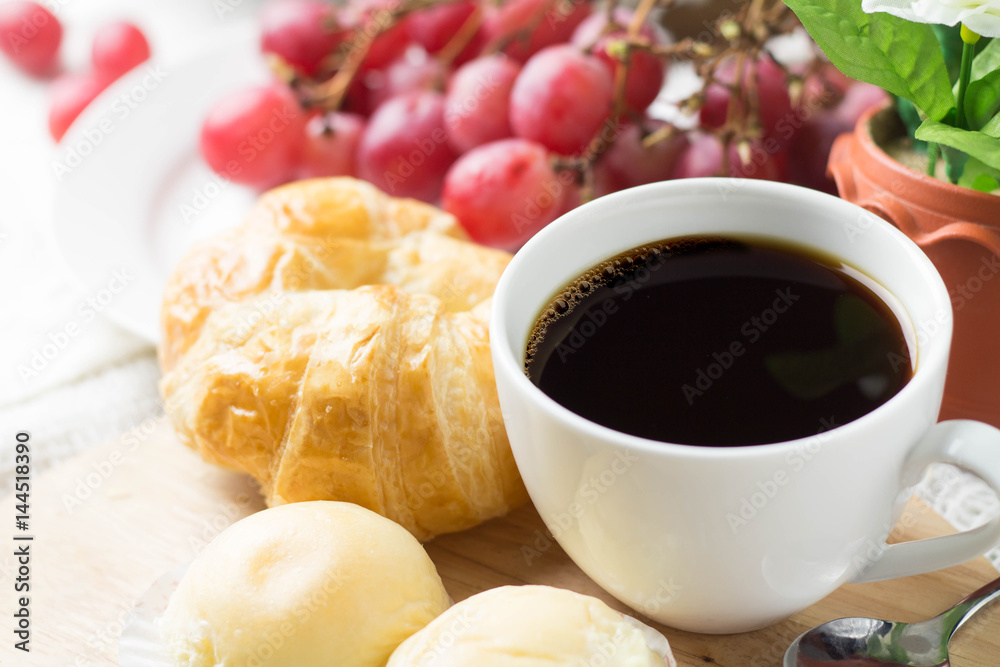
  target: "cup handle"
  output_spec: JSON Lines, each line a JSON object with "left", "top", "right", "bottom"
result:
{"left": 852, "top": 420, "right": 1000, "bottom": 584}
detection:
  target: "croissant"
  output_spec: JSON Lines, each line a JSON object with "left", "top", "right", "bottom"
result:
{"left": 159, "top": 178, "right": 528, "bottom": 540}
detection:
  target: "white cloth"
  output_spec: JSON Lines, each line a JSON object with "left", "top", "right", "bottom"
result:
{"left": 0, "top": 353, "right": 162, "bottom": 497}
{"left": 918, "top": 463, "right": 1000, "bottom": 571}
{"left": 0, "top": 2, "right": 265, "bottom": 488}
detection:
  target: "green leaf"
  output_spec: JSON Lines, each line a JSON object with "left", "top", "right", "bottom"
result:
{"left": 934, "top": 24, "right": 965, "bottom": 83}
{"left": 915, "top": 118, "right": 1000, "bottom": 172}
{"left": 972, "top": 173, "right": 1000, "bottom": 192}
{"left": 958, "top": 156, "right": 1000, "bottom": 189}
{"left": 896, "top": 96, "right": 926, "bottom": 146}
{"left": 971, "top": 38, "right": 1000, "bottom": 80}
{"left": 941, "top": 144, "right": 969, "bottom": 183}
{"left": 965, "top": 69, "right": 1000, "bottom": 130}
{"left": 783, "top": 0, "right": 955, "bottom": 120}
{"left": 983, "top": 111, "right": 1000, "bottom": 138}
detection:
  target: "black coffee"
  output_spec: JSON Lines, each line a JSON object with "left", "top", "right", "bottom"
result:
{"left": 524, "top": 236, "right": 913, "bottom": 447}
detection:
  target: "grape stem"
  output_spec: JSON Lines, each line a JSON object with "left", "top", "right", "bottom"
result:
{"left": 438, "top": 4, "right": 484, "bottom": 65}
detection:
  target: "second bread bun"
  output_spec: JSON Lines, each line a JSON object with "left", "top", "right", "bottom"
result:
{"left": 160, "top": 501, "right": 451, "bottom": 667}
{"left": 387, "top": 585, "right": 676, "bottom": 666}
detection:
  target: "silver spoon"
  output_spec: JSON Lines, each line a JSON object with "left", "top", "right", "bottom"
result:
{"left": 783, "top": 574, "right": 1000, "bottom": 666}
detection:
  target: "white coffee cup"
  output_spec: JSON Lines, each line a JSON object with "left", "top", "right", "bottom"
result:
{"left": 489, "top": 178, "right": 1000, "bottom": 634}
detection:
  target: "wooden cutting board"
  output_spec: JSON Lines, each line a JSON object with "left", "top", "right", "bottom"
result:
{"left": 1, "top": 418, "right": 998, "bottom": 666}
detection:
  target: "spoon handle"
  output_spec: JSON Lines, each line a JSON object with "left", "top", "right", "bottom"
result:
{"left": 934, "top": 573, "right": 1000, "bottom": 638}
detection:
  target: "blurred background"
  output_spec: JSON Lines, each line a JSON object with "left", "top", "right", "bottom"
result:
{"left": 0, "top": 0, "right": 267, "bottom": 496}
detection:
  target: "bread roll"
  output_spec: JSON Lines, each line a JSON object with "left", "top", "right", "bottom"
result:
{"left": 160, "top": 501, "right": 451, "bottom": 667}
{"left": 387, "top": 585, "right": 677, "bottom": 666}
{"left": 159, "top": 178, "right": 528, "bottom": 541}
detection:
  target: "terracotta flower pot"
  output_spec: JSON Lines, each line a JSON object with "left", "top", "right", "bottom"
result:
{"left": 828, "top": 104, "right": 1000, "bottom": 428}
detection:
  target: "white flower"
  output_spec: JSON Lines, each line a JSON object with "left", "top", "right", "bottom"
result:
{"left": 862, "top": 0, "right": 1000, "bottom": 37}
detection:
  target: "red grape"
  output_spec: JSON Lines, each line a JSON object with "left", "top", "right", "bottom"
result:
{"left": 572, "top": 8, "right": 666, "bottom": 114}
{"left": 834, "top": 82, "right": 889, "bottom": 125}
{"left": 0, "top": 1, "right": 61, "bottom": 77}
{"left": 591, "top": 33, "right": 665, "bottom": 114}
{"left": 570, "top": 8, "right": 649, "bottom": 47}
{"left": 797, "top": 62, "right": 852, "bottom": 112}
{"left": 727, "top": 139, "right": 788, "bottom": 181}
{"left": 369, "top": 54, "right": 447, "bottom": 109}
{"left": 444, "top": 54, "right": 520, "bottom": 153}
{"left": 698, "top": 83, "right": 730, "bottom": 130}
{"left": 509, "top": 45, "right": 613, "bottom": 155}
{"left": 673, "top": 133, "right": 787, "bottom": 181}
{"left": 299, "top": 111, "right": 365, "bottom": 179}
{"left": 91, "top": 21, "right": 150, "bottom": 80}
{"left": 672, "top": 132, "right": 723, "bottom": 179}
{"left": 594, "top": 120, "right": 687, "bottom": 194}
{"left": 260, "top": 0, "right": 344, "bottom": 77}
{"left": 360, "top": 24, "right": 409, "bottom": 71}
{"left": 788, "top": 83, "right": 888, "bottom": 194}
{"left": 787, "top": 113, "right": 844, "bottom": 194}
{"left": 48, "top": 71, "right": 112, "bottom": 141}
{"left": 340, "top": 0, "right": 410, "bottom": 71}
{"left": 442, "top": 138, "right": 567, "bottom": 249}
{"left": 699, "top": 56, "right": 791, "bottom": 142}
{"left": 753, "top": 58, "right": 794, "bottom": 143}
{"left": 200, "top": 83, "right": 306, "bottom": 189}
{"left": 408, "top": 1, "right": 477, "bottom": 54}
{"left": 357, "top": 90, "right": 457, "bottom": 202}
{"left": 484, "top": 0, "right": 590, "bottom": 62}
{"left": 343, "top": 75, "right": 377, "bottom": 116}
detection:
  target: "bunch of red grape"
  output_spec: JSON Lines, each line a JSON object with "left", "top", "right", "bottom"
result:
{"left": 200, "top": 0, "right": 678, "bottom": 248}
{"left": 197, "top": 0, "right": 886, "bottom": 249}
{"left": 0, "top": 1, "right": 151, "bottom": 140}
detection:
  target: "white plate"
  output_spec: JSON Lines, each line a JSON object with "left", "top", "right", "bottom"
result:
{"left": 51, "top": 22, "right": 266, "bottom": 343}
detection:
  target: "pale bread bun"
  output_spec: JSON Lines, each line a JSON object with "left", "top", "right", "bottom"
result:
{"left": 387, "top": 585, "right": 676, "bottom": 666}
{"left": 159, "top": 501, "right": 451, "bottom": 667}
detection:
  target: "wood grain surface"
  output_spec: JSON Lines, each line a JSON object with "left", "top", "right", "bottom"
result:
{"left": 1, "top": 418, "right": 997, "bottom": 666}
